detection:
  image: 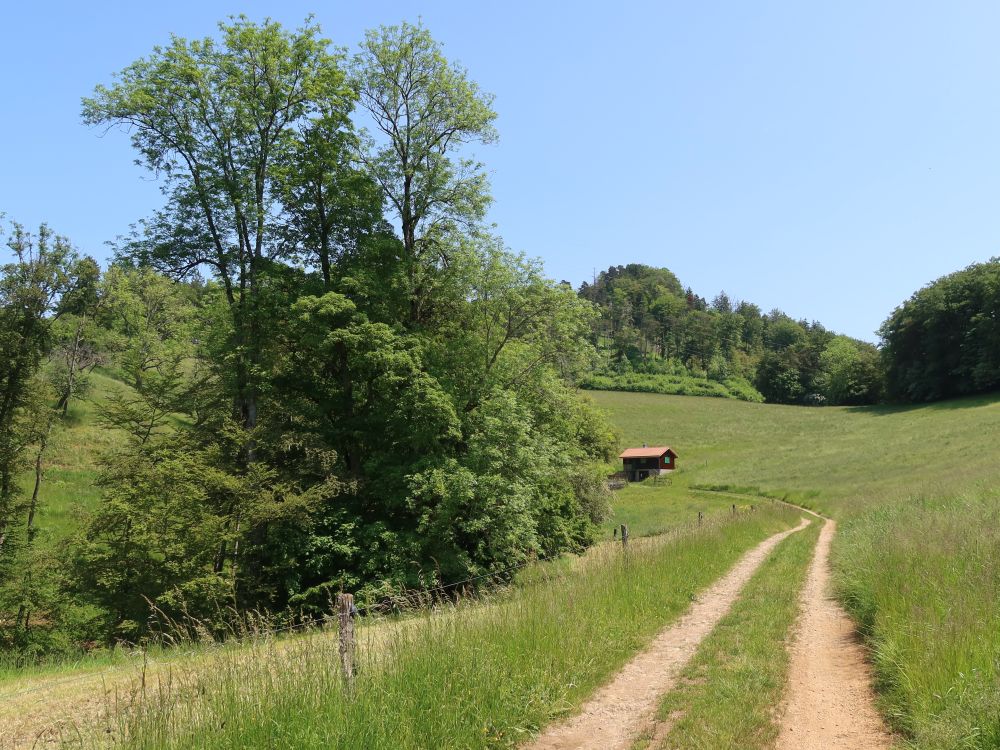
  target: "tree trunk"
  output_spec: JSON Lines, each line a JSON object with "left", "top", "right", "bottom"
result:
{"left": 15, "top": 416, "right": 52, "bottom": 631}
{"left": 60, "top": 321, "right": 86, "bottom": 417}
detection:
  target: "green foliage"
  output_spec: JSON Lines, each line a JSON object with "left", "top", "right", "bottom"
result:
{"left": 581, "top": 372, "right": 764, "bottom": 402}
{"left": 45, "top": 19, "right": 619, "bottom": 648}
{"left": 0, "top": 221, "right": 88, "bottom": 646}
{"left": 881, "top": 258, "right": 1000, "bottom": 402}
{"left": 83, "top": 15, "right": 357, "bottom": 446}
{"left": 351, "top": 20, "right": 497, "bottom": 325}
{"left": 580, "top": 264, "right": 880, "bottom": 405}
{"left": 817, "top": 335, "right": 883, "bottom": 405}
{"left": 73, "top": 441, "right": 234, "bottom": 639}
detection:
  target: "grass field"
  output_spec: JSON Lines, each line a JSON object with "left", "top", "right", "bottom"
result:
{"left": 590, "top": 389, "right": 1000, "bottom": 750}
{"left": 834, "top": 491, "right": 1000, "bottom": 749}
{"left": 18, "top": 369, "right": 128, "bottom": 546}
{"left": 15, "top": 383, "right": 1000, "bottom": 748}
{"left": 112, "top": 507, "right": 800, "bottom": 749}
{"left": 599, "top": 478, "right": 758, "bottom": 539}
{"left": 589, "top": 389, "right": 1000, "bottom": 517}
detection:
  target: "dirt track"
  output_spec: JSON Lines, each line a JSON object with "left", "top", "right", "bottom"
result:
{"left": 524, "top": 518, "right": 811, "bottom": 750}
{"left": 2, "top": 512, "right": 895, "bottom": 750}
{"left": 775, "top": 518, "right": 894, "bottom": 749}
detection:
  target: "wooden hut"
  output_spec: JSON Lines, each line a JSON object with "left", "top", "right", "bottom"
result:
{"left": 618, "top": 445, "right": 678, "bottom": 482}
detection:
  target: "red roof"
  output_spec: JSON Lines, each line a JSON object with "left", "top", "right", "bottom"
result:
{"left": 618, "top": 446, "right": 677, "bottom": 459}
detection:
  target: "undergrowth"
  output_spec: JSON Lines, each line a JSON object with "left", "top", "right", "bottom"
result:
{"left": 580, "top": 373, "right": 763, "bottom": 402}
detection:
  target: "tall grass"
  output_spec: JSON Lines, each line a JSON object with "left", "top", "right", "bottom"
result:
{"left": 109, "top": 506, "right": 798, "bottom": 749}
{"left": 833, "top": 490, "right": 1000, "bottom": 749}
{"left": 600, "top": 479, "right": 760, "bottom": 538}
{"left": 593, "top": 389, "right": 1000, "bottom": 745}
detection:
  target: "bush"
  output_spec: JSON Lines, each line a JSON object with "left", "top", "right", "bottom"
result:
{"left": 579, "top": 373, "right": 764, "bottom": 402}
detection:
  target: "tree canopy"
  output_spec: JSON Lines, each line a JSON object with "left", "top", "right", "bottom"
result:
{"left": 0, "top": 17, "right": 617, "bottom": 648}
{"left": 579, "top": 263, "right": 882, "bottom": 406}
{"left": 880, "top": 259, "right": 1000, "bottom": 402}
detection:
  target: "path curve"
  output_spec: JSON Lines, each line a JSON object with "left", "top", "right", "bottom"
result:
{"left": 775, "top": 518, "right": 894, "bottom": 750}
{"left": 524, "top": 517, "right": 811, "bottom": 750}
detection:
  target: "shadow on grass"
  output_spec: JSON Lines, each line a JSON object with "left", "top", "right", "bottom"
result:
{"left": 843, "top": 390, "right": 1000, "bottom": 417}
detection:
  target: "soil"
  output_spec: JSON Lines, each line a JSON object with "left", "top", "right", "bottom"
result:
{"left": 1, "top": 513, "right": 895, "bottom": 750}
{"left": 523, "top": 518, "right": 811, "bottom": 750}
{"left": 775, "top": 518, "right": 894, "bottom": 750}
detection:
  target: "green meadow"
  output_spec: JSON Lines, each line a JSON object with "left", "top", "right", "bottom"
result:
{"left": 113, "top": 507, "right": 799, "bottom": 749}
{"left": 14, "top": 384, "right": 1000, "bottom": 749}
{"left": 592, "top": 389, "right": 1000, "bottom": 749}
{"left": 592, "top": 389, "right": 1000, "bottom": 516}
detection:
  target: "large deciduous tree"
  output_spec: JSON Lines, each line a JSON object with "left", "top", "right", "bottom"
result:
{"left": 74, "top": 18, "right": 617, "bottom": 638}
{"left": 82, "top": 16, "right": 354, "bottom": 437}
{"left": 351, "top": 21, "right": 497, "bottom": 325}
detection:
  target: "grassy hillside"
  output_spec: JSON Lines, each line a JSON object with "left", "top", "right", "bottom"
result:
{"left": 17, "top": 383, "right": 1000, "bottom": 748}
{"left": 20, "top": 369, "right": 129, "bottom": 546}
{"left": 590, "top": 389, "right": 1000, "bottom": 517}
{"left": 114, "top": 507, "right": 800, "bottom": 749}
{"left": 593, "top": 389, "right": 1000, "bottom": 749}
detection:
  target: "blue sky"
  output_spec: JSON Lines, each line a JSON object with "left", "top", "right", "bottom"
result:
{"left": 3, "top": 1, "right": 1000, "bottom": 342}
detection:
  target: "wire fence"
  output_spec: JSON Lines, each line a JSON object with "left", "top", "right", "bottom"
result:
{"left": 0, "top": 496, "right": 781, "bottom": 711}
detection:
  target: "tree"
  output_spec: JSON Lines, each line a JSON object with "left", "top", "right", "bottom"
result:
{"left": 0, "top": 224, "right": 76, "bottom": 558}
{"left": 881, "top": 259, "right": 1000, "bottom": 402}
{"left": 817, "top": 336, "right": 882, "bottom": 405}
{"left": 276, "top": 116, "right": 386, "bottom": 289}
{"left": 83, "top": 18, "right": 360, "bottom": 584}
{"left": 71, "top": 18, "right": 619, "bottom": 641}
{"left": 431, "top": 240, "right": 598, "bottom": 414}
{"left": 755, "top": 349, "right": 804, "bottom": 403}
{"left": 98, "top": 268, "right": 198, "bottom": 443}
{"left": 83, "top": 16, "right": 354, "bottom": 438}
{"left": 351, "top": 21, "right": 497, "bottom": 325}
{"left": 48, "top": 257, "right": 104, "bottom": 416}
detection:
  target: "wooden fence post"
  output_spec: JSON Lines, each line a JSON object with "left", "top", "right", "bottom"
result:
{"left": 732, "top": 504, "right": 736, "bottom": 516}
{"left": 620, "top": 523, "right": 629, "bottom": 548}
{"left": 698, "top": 511, "right": 703, "bottom": 526}
{"left": 337, "top": 593, "right": 355, "bottom": 683}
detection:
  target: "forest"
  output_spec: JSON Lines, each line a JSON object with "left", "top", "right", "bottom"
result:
{"left": 578, "top": 264, "right": 884, "bottom": 405}
{"left": 2, "top": 14, "right": 1000, "bottom": 659}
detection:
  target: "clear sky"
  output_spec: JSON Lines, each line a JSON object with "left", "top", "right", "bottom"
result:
{"left": 3, "top": 1, "right": 1000, "bottom": 342}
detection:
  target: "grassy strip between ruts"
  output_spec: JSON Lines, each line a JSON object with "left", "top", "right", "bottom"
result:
{"left": 102, "top": 505, "right": 799, "bottom": 749}
{"left": 833, "top": 489, "right": 1000, "bottom": 750}
{"left": 633, "top": 516, "right": 820, "bottom": 750}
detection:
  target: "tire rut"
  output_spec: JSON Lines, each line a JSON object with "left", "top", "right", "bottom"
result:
{"left": 775, "top": 518, "right": 894, "bottom": 749}
{"left": 524, "top": 517, "right": 811, "bottom": 750}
